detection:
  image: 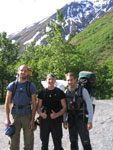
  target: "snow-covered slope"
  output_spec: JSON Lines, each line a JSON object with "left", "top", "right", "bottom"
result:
{"left": 10, "top": 0, "right": 113, "bottom": 48}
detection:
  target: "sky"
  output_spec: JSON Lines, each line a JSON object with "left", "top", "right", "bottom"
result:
{"left": 0, "top": 0, "right": 77, "bottom": 35}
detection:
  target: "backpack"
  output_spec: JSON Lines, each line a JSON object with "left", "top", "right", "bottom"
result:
{"left": 78, "top": 71, "right": 96, "bottom": 113}
{"left": 65, "top": 85, "right": 89, "bottom": 115}
{"left": 78, "top": 71, "right": 96, "bottom": 97}
{"left": 12, "top": 80, "right": 31, "bottom": 98}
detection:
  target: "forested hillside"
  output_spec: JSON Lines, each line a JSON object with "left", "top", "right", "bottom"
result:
{"left": 0, "top": 10, "right": 113, "bottom": 101}
{"left": 70, "top": 9, "right": 113, "bottom": 63}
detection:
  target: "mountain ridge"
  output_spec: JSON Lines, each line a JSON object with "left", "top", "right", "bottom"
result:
{"left": 10, "top": 0, "right": 113, "bottom": 48}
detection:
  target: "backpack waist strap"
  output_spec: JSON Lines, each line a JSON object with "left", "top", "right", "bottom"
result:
{"left": 12, "top": 104, "right": 31, "bottom": 109}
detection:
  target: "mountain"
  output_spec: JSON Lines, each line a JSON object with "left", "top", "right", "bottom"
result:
{"left": 10, "top": 0, "right": 113, "bottom": 48}
{"left": 70, "top": 8, "right": 113, "bottom": 65}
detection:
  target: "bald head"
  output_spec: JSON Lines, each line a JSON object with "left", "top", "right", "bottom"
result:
{"left": 18, "top": 65, "right": 29, "bottom": 82}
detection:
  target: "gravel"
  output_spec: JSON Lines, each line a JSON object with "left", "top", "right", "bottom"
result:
{"left": 1, "top": 100, "right": 113, "bottom": 150}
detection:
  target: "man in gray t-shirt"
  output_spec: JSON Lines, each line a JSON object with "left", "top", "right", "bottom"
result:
{"left": 5, "top": 65, "right": 37, "bottom": 150}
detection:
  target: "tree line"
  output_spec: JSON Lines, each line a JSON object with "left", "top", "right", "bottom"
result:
{"left": 0, "top": 10, "right": 113, "bottom": 101}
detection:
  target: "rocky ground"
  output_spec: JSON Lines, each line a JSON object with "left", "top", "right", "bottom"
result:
{"left": 0, "top": 100, "right": 113, "bottom": 150}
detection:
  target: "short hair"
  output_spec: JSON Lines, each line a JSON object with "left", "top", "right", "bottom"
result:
{"left": 65, "top": 72, "right": 76, "bottom": 79}
{"left": 18, "top": 65, "right": 28, "bottom": 72}
{"left": 46, "top": 73, "right": 56, "bottom": 79}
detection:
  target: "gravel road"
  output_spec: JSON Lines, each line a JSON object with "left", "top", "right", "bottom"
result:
{"left": 0, "top": 100, "right": 113, "bottom": 150}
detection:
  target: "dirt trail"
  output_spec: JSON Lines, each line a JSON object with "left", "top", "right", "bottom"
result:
{"left": 0, "top": 100, "right": 113, "bottom": 150}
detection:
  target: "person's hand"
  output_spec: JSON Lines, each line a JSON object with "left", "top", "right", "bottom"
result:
{"left": 41, "top": 110, "right": 47, "bottom": 119}
{"left": 50, "top": 110, "right": 58, "bottom": 119}
{"left": 5, "top": 119, "right": 11, "bottom": 128}
{"left": 63, "top": 122, "right": 68, "bottom": 129}
{"left": 30, "top": 120, "right": 35, "bottom": 130}
{"left": 87, "top": 123, "right": 92, "bottom": 130}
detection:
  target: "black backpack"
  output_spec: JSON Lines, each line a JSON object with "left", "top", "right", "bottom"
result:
{"left": 12, "top": 80, "right": 31, "bottom": 98}
{"left": 65, "top": 86, "right": 86, "bottom": 113}
{"left": 78, "top": 71, "right": 96, "bottom": 97}
{"left": 78, "top": 71, "right": 96, "bottom": 113}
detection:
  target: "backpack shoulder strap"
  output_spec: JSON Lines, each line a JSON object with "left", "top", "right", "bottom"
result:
{"left": 75, "top": 85, "right": 86, "bottom": 105}
{"left": 26, "top": 80, "right": 31, "bottom": 98}
{"left": 12, "top": 80, "right": 18, "bottom": 98}
{"left": 42, "top": 88, "right": 47, "bottom": 99}
{"left": 12, "top": 80, "right": 32, "bottom": 98}
{"left": 65, "top": 88, "right": 70, "bottom": 94}
{"left": 77, "top": 85, "right": 83, "bottom": 97}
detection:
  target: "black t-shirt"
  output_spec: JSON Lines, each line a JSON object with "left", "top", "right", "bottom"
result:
{"left": 38, "top": 87, "right": 66, "bottom": 113}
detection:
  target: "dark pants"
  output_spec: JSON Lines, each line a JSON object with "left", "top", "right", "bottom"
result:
{"left": 68, "top": 115, "right": 92, "bottom": 150}
{"left": 40, "top": 116, "right": 64, "bottom": 150}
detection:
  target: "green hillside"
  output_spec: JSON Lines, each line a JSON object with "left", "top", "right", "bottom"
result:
{"left": 70, "top": 9, "right": 113, "bottom": 65}
{"left": 69, "top": 10, "right": 113, "bottom": 99}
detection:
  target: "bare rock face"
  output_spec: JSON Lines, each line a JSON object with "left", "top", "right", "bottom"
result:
{"left": 1, "top": 100, "right": 113, "bottom": 150}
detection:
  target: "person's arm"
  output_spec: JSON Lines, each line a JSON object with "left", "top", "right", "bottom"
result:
{"left": 50, "top": 98, "right": 67, "bottom": 119}
{"left": 30, "top": 93, "right": 37, "bottom": 129}
{"left": 82, "top": 88, "right": 93, "bottom": 130}
{"left": 5, "top": 90, "right": 12, "bottom": 128}
{"left": 63, "top": 112, "right": 68, "bottom": 129}
{"left": 37, "top": 98, "right": 47, "bottom": 119}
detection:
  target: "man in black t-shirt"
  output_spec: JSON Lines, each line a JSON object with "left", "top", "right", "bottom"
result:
{"left": 37, "top": 74, "right": 66, "bottom": 150}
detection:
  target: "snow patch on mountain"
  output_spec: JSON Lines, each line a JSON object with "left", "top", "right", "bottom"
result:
{"left": 10, "top": 0, "right": 113, "bottom": 47}
{"left": 24, "top": 31, "right": 40, "bottom": 45}
{"left": 46, "top": 26, "right": 51, "bottom": 32}
{"left": 65, "top": 34, "right": 70, "bottom": 41}
{"left": 36, "top": 34, "right": 48, "bottom": 46}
